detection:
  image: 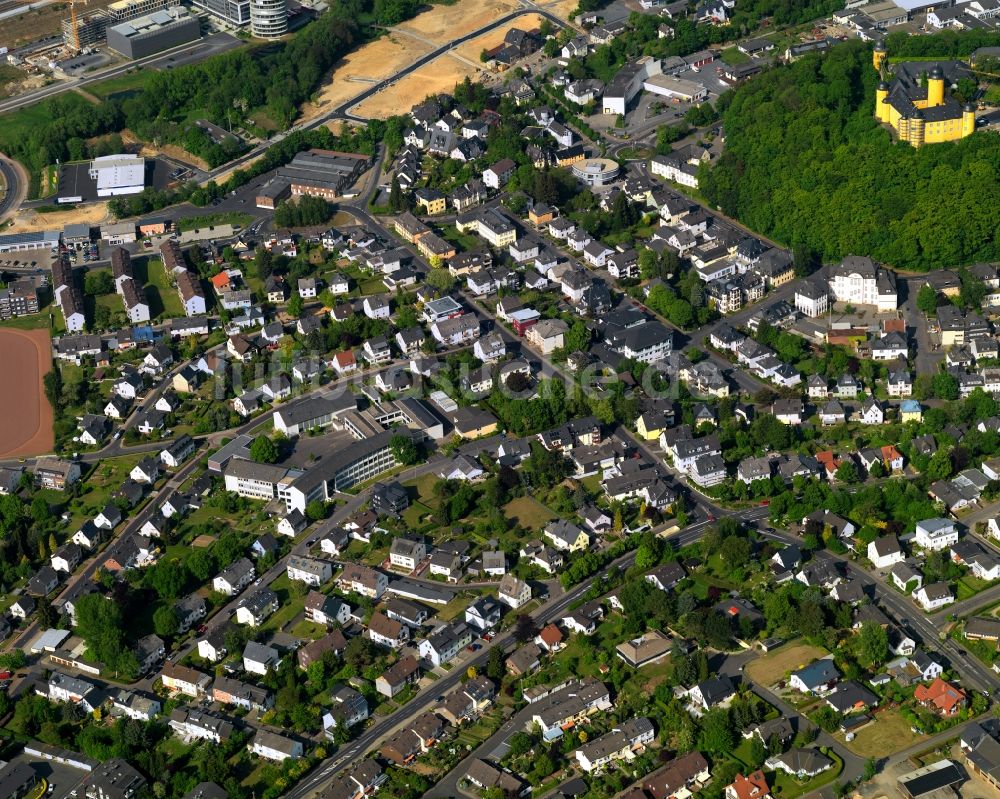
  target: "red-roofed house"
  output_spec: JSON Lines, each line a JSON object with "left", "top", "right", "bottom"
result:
{"left": 881, "top": 445, "right": 904, "bottom": 472}
{"left": 815, "top": 451, "right": 841, "bottom": 481}
{"left": 914, "top": 678, "right": 967, "bottom": 716}
{"left": 333, "top": 350, "right": 357, "bottom": 375}
{"left": 535, "top": 623, "right": 565, "bottom": 653}
{"left": 725, "top": 771, "right": 771, "bottom": 799}
{"left": 211, "top": 272, "right": 231, "bottom": 292}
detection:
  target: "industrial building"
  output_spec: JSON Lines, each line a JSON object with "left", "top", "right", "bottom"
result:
{"left": 106, "top": 0, "right": 171, "bottom": 20}
{"left": 89, "top": 155, "right": 146, "bottom": 198}
{"left": 255, "top": 149, "right": 369, "bottom": 208}
{"left": 106, "top": 6, "right": 201, "bottom": 59}
{"left": 643, "top": 74, "right": 709, "bottom": 102}
{"left": 192, "top": 0, "right": 250, "bottom": 26}
{"left": 250, "top": 0, "right": 288, "bottom": 37}
{"left": 0, "top": 231, "right": 61, "bottom": 253}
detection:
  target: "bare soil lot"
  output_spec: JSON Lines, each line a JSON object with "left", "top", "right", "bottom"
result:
{"left": 0, "top": 327, "right": 54, "bottom": 458}
{"left": 354, "top": 15, "right": 549, "bottom": 119}
{"left": 395, "top": 0, "right": 520, "bottom": 45}
{"left": 299, "top": 35, "right": 435, "bottom": 123}
{"left": 744, "top": 642, "right": 830, "bottom": 686}
{"left": 7, "top": 202, "right": 110, "bottom": 233}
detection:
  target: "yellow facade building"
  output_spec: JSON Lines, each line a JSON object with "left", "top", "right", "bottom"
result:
{"left": 874, "top": 47, "right": 976, "bottom": 147}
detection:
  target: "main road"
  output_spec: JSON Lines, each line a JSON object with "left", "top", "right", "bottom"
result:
{"left": 0, "top": 154, "right": 26, "bottom": 224}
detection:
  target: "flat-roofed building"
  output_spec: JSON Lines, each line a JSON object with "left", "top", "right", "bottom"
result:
{"left": 89, "top": 155, "right": 146, "bottom": 198}
{"left": 106, "top": 6, "right": 200, "bottom": 58}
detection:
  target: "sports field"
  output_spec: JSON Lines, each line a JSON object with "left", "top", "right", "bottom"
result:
{"left": 0, "top": 327, "right": 54, "bottom": 458}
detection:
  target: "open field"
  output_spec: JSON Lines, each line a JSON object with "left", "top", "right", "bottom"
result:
{"left": 0, "top": 327, "right": 53, "bottom": 458}
{"left": 87, "top": 70, "right": 156, "bottom": 100}
{"left": 744, "top": 642, "right": 830, "bottom": 685}
{"left": 351, "top": 54, "right": 480, "bottom": 119}
{"left": 395, "top": 0, "right": 520, "bottom": 45}
{"left": 503, "top": 496, "right": 556, "bottom": 529}
{"left": 0, "top": 65, "right": 30, "bottom": 99}
{"left": 837, "top": 709, "right": 921, "bottom": 758}
{"left": 451, "top": 14, "right": 549, "bottom": 63}
{"left": 535, "top": 0, "right": 578, "bottom": 22}
{"left": 299, "top": 34, "right": 435, "bottom": 123}
{"left": 6, "top": 201, "right": 110, "bottom": 233}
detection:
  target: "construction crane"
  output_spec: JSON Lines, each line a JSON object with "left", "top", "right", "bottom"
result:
{"left": 68, "top": 0, "right": 89, "bottom": 52}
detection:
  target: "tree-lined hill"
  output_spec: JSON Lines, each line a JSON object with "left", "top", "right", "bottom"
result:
{"left": 701, "top": 39, "right": 1000, "bottom": 271}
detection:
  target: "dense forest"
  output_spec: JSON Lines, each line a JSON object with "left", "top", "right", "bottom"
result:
{"left": 0, "top": 0, "right": 415, "bottom": 182}
{"left": 700, "top": 38, "right": 1000, "bottom": 271}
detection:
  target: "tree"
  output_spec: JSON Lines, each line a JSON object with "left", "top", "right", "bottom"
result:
{"left": 835, "top": 461, "right": 860, "bottom": 483}
{"left": 306, "top": 500, "right": 327, "bottom": 522}
{"left": 388, "top": 175, "right": 407, "bottom": 212}
{"left": 250, "top": 435, "right": 279, "bottom": 464}
{"left": 485, "top": 645, "right": 504, "bottom": 682}
{"left": 862, "top": 758, "right": 878, "bottom": 782}
{"left": 858, "top": 621, "right": 888, "bottom": 668}
{"left": 425, "top": 268, "right": 454, "bottom": 294}
{"left": 513, "top": 614, "right": 538, "bottom": 642}
{"left": 932, "top": 371, "right": 959, "bottom": 400}
{"left": 84, "top": 271, "right": 115, "bottom": 296}
{"left": 390, "top": 433, "right": 421, "bottom": 465}
{"left": 699, "top": 708, "right": 734, "bottom": 753}
{"left": 917, "top": 284, "right": 939, "bottom": 315}
{"left": 153, "top": 605, "right": 179, "bottom": 638}
{"left": 287, "top": 293, "right": 304, "bottom": 318}
{"left": 146, "top": 559, "right": 189, "bottom": 601}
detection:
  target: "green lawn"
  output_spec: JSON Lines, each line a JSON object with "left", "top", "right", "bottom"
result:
{"left": 958, "top": 574, "right": 994, "bottom": 601}
{"left": 721, "top": 46, "right": 751, "bottom": 65}
{"left": 771, "top": 752, "right": 843, "bottom": 799}
{"left": 87, "top": 70, "right": 156, "bottom": 99}
{"left": 440, "top": 226, "right": 481, "bottom": 253}
{"left": 177, "top": 212, "right": 253, "bottom": 232}
{"left": 837, "top": 708, "right": 921, "bottom": 757}
{"left": 261, "top": 573, "right": 306, "bottom": 633}
{"left": 289, "top": 619, "right": 328, "bottom": 640}
{"left": 0, "top": 311, "right": 61, "bottom": 332}
{"left": 503, "top": 496, "right": 557, "bottom": 529}
{"left": 138, "top": 256, "right": 186, "bottom": 319}
{"left": 65, "top": 454, "right": 146, "bottom": 527}
{"left": 405, "top": 473, "right": 441, "bottom": 508}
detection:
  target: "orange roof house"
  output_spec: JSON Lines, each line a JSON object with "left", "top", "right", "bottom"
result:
{"left": 725, "top": 771, "right": 771, "bottom": 799}
{"left": 914, "top": 678, "right": 967, "bottom": 715}
{"left": 881, "top": 445, "right": 904, "bottom": 471}
{"left": 815, "top": 450, "right": 842, "bottom": 478}
{"left": 210, "top": 272, "right": 231, "bottom": 291}
{"left": 537, "top": 623, "right": 564, "bottom": 652}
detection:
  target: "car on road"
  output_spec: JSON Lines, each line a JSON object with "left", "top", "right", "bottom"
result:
{"left": 306, "top": 539, "right": 316, "bottom": 546}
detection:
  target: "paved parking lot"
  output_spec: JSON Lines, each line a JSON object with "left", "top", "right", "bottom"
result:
{"left": 4, "top": 753, "right": 89, "bottom": 799}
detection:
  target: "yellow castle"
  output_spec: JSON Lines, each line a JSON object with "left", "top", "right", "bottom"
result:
{"left": 873, "top": 43, "right": 976, "bottom": 146}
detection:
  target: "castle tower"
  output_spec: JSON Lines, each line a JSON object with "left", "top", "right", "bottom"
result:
{"left": 876, "top": 81, "right": 890, "bottom": 123}
{"left": 927, "top": 66, "right": 944, "bottom": 107}
{"left": 963, "top": 103, "right": 976, "bottom": 137}
{"left": 909, "top": 108, "right": 925, "bottom": 147}
{"left": 873, "top": 42, "right": 887, "bottom": 72}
